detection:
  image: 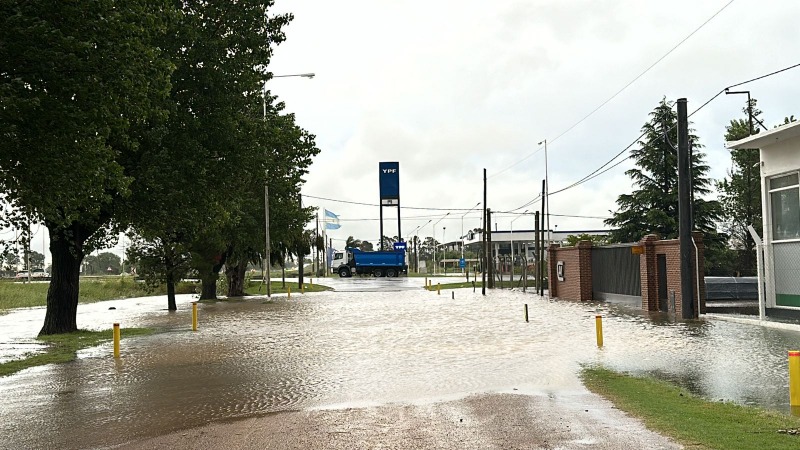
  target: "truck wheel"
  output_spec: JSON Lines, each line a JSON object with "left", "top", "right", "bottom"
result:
{"left": 338, "top": 267, "right": 350, "bottom": 278}
{"left": 386, "top": 268, "right": 397, "bottom": 278}
{"left": 373, "top": 269, "right": 383, "bottom": 277}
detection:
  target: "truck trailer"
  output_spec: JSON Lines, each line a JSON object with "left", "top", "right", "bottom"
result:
{"left": 335, "top": 248, "right": 407, "bottom": 278}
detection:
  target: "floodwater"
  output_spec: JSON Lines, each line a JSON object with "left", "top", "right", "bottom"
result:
{"left": 1, "top": 276, "right": 799, "bottom": 449}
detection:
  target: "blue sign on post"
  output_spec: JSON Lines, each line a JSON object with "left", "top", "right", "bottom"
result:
{"left": 379, "top": 162, "right": 400, "bottom": 204}
{"left": 393, "top": 242, "right": 407, "bottom": 251}
{"left": 459, "top": 258, "right": 466, "bottom": 268}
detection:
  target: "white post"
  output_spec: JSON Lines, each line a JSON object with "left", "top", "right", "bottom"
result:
{"left": 748, "top": 225, "right": 765, "bottom": 321}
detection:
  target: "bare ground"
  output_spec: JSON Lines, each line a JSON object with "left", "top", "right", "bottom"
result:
{"left": 113, "top": 392, "right": 681, "bottom": 450}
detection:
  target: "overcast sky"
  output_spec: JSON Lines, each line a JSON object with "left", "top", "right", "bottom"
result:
{"left": 13, "top": 0, "right": 800, "bottom": 267}
{"left": 257, "top": 0, "right": 800, "bottom": 251}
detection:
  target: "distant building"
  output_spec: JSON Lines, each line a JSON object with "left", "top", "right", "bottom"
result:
{"left": 461, "top": 228, "right": 611, "bottom": 261}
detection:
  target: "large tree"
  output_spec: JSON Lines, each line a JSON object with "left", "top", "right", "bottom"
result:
{"left": 605, "top": 98, "right": 725, "bottom": 272}
{"left": 716, "top": 99, "right": 763, "bottom": 276}
{"left": 0, "top": 1, "right": 174, "bottom": 334}
{"left": 124, "top": 1, "right": 316, "bottom": 303}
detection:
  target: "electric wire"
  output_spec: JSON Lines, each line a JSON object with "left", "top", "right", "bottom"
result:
{"left": 489, "top": 0, "right": 736, "bottom": 179}
{"left": 313, "top": 62, "right": 800, "bottom": 223}
{"left": 542, "top": 62, "right": 800, "bottom": 199}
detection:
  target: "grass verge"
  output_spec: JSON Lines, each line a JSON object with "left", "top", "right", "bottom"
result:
{"left": 244, "top": 280, "right": 333, "bottom": 296}
{"left": 0, "top": 327, "right": 153, "bottom": 378}
{"left": 581, "top": 366, "right": 800, "bottom": 450}
{"left": 0, "top": 278, "right": 198, "bottom": 313}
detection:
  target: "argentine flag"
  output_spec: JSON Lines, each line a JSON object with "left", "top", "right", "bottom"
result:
{"left": 324, "top": 209, "right": 341, "bottom": 229}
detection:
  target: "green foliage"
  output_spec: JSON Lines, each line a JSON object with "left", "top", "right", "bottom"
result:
{"left": 582, "top": 367, "right": 800, "bottom": 450}
{"left": 344, "top": 237, "right": 375, "bottom": 252}
{"left": 0, "top": 0, "right": 176, "bottom": 334}
{"left": 0, "top": 277, "right": 197, "bottom": 312}
{"left": 716, "top": 99, "right": 763, "bottom": 276}
{"left": 605, "top": 98, "right": 726, "bottom": 273}
{"left": 564, "top": 233, "right": 609, "bottom": 247}
{"left": 82, "top": 252, "right": 122, "bottom": 275}
{"left": 0, "top": 328, "right": 153, "bottom": 377}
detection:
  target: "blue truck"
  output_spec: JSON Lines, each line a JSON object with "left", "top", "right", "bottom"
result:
{"left": 335, "top": 247, "right": 408, "bottom": 278}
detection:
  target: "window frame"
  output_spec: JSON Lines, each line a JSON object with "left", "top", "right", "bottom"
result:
{"left": 768, "top": 170, "right": 800, "bottom": 243}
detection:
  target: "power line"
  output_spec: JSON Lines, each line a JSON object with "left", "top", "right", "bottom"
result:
{"left": 540, "top": 61, "right": 800, "bottom": 200}
{"left": 304, "top": 194, "right": 481, "bottom": 212}
{"left": 489, "top": 0, "right": 736, "bottom": 179}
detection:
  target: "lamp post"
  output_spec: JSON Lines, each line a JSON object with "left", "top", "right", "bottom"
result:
{"left": 442, "top": 226, "right": 447, "bottom": 274}
{"left": 461, "top": 201, "right": 481, "bottom": 275}
{"left": 263, "top": 73, "right": 315, "bottom": 297}
{"left": 510, "top": 210, "right": 528, "bottom": 283}
{"left": 432, "top": 212, "right": 450, "bottom": 275}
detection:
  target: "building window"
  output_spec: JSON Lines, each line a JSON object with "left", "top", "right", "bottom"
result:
{"left": 769, "top": 172, "right": 800, "bottom": 241}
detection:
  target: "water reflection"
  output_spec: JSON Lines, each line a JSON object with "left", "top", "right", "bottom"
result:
{"left": 0, "top": 283, "right": 799, "bottom": 449}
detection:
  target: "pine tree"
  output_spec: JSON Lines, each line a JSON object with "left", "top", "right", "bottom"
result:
{"left": 606, "top": 98, "right": 725, "bottom": 271}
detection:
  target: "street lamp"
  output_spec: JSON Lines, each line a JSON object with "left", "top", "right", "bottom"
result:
{"left": 461, "top": 201, "right": 481, "bottom": 275}
{"left": 537, "top": 139, "right": 550, "bottom": 247}
{"left": 510, "top": 210, "right": 528, "bottom": 283}
{"left": 263, "top": 73, "right": 314, "bottom": 297}
{"left": 441, "top": 226, "right": 447, "bottom": 274}
{"left": 432, "top": 212, "right": 450, "bottom": 275}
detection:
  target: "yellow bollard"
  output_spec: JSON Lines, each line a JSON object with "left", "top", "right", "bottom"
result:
{"left": 595, "top": 315, "right": 603, "bottom": 347}
{"left": 113, "top": 323, "right": 120, "bottom": 359}
{"left": 192, "top": 302, "right": 198, "bottom": 331}
{"left": 437, "top": 283, "right": 441, "bottom": 295}
{"left": 288, "top": 286, "right": 291, "bottom": 300}
{"left": 790, "top": 351, "right": 800, "bottom": 407}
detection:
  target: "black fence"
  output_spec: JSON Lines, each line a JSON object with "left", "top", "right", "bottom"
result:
{"left": 705, "top": 277, "right": 758, "bottom": 301}
{"left": 591, "top": 244, "right": 641, "bottom": 300}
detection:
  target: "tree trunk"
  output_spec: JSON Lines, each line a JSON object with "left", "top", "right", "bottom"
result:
{"left": 165, "top": 251, "right": 177, "bottom": 310}
{"left": 39, "top": 225, "right": 87, "bottom": 335}
{"left": 166, "top": 275, "right": 177, "bottom": 310}
{"left": 199, "top": 255, "right": 226, "bottom": 300}
{"left": 226, "top": 261, "right": 247, "bottom": 297}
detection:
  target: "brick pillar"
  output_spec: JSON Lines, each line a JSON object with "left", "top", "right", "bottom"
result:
{"left": 548, "top": 243, "right": 560, "bottom": 298}
{"left": 640, "top": 234, "right": 659, "bottom": 311}
{"left": 577, "top": 240, "right": 593, "bottom": 301}
{"left": 692, "top": 231, "right": 706, "bottom": 314}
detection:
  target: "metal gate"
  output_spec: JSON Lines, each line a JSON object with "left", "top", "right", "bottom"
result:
{"left": 591, "top": 243, "right": 641, "bottom": 304}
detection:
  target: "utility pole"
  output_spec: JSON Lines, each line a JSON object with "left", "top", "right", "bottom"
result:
{"left": 535, "top": 211, "right": 540, "bottom": 295}
{"left": 677, "top": 98, "right": 695, "bottom": 319}
{"left": 487, "top": 208, "right": 494, "bottom": 289}
{"left": 315, "top": 212, "right": 320, "bottom": 276}
{"left": 482, "top": 168, "right": 487, "bottom": 296}
{"left": 540, "top": 180, "right": 546, "bottom": 296}
{"left": 298, "top": 194, "right": 304, "bottom": 289}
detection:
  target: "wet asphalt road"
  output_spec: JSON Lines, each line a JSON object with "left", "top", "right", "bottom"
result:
{"left": 1, "top": 275, "right": 799, "bottom": 448}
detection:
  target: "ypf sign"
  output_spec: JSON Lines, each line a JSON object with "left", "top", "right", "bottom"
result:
{"left": 379, "top": 162, "right": 399, "bottom": 206}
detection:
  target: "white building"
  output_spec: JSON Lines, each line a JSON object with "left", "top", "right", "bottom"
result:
{"left": 728, "top": 121, "right": 800, "bottom": 319}
{"left": 462, "top": 228, "right": 610, "bottom": 262}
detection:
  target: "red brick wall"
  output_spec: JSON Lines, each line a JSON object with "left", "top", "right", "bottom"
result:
{"left": 549, "top": 235, "right": 706, "bottom": 316}
{"left": 548, "top": 241, "right": 593, "bottom": 301}
{"left": 640, "top": 233, "right": 705, "bottom": 316}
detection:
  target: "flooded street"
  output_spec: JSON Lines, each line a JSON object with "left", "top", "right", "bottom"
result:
{"left": 1, "top": 276, "right": 800, "bottom": 449}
